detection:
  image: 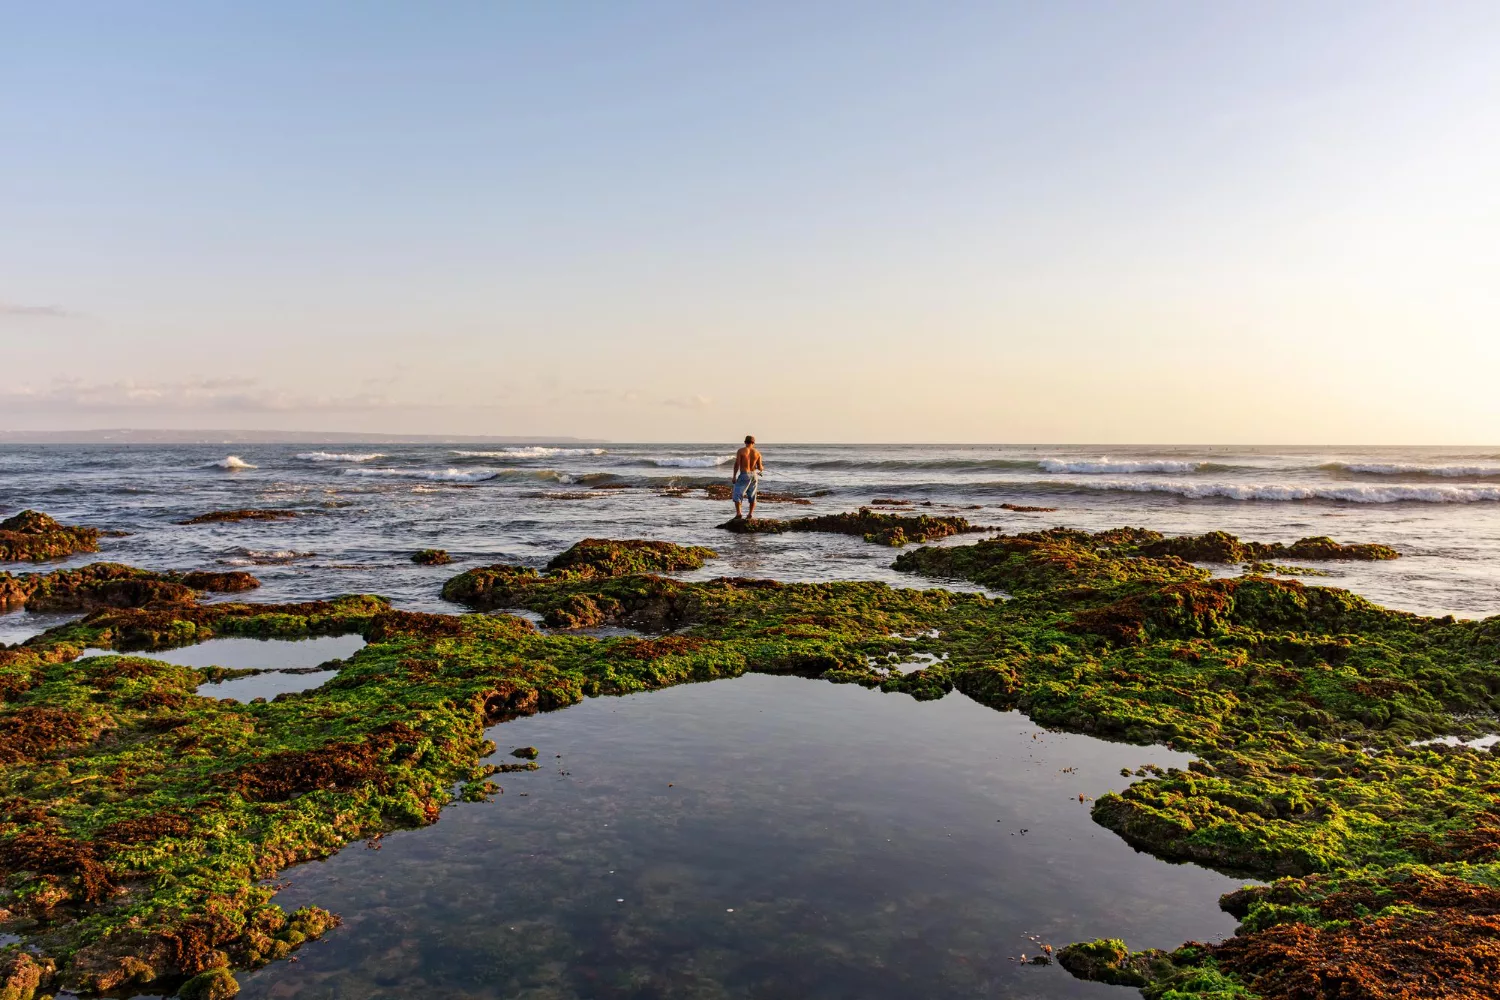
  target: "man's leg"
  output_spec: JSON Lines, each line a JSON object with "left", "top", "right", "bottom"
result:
{"left": 747, "top": 498, "right": 756, "bottom": 521}
{"left": 734, "top": 501, "right": 743, "bottom": 518}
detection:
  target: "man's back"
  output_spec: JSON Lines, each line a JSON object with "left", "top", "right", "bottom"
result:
{"left": 736, "top": 445, "right": 762, "bottom": 474}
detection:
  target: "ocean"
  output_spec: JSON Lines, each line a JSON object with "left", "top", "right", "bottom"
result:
{"left": 4, "top": 442, "right": 1499, "bottom": 643}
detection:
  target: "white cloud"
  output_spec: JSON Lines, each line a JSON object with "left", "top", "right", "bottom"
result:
{"left": 0, "top": 377, "right": 396, "bottom": 413}
{"left": 0, "top": 302, "right": 73, "bottom": 319}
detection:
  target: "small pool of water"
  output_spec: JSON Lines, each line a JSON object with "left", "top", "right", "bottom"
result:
{"left": 198, "top": 669, "right": 343, "bottom": 702}
{"left": 238, "top": 674, "right": 1248, "bottom": 1000}
{"left": 79, "top": 633, "right": 366, "bottom": 670}
{"left": 0, "top": 610, "right": 81, "bottom": 646}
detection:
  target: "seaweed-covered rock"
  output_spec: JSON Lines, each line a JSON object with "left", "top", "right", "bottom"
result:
{"left": 0, "top": 951, "right": 54, "bottom": 1000}
{"left": 0, "top": 510, "right": 100, "bottom": 562}
{"left": 894, "top": 528, "right": 1203, "bottom": 594}
{"left": 1056, "top": 938, "right": 1173, "bottom": 988}
{"left": 0, "top": 564, "right": 260, "bottom": 612}
{"left": 178, "top": 967, "right": 239, "bottom": 1000}
{"left": 411, "top": 549, "right": 452, "bottom": 565}
{"left": 1138, "top": 530, "right": 1399, "bottom": 563}
{"left": 546, "top": 538, "right": 715, "bottom": 577}
{"left": 177, "top": 571, "right": 262, "bottom": 593}
{"left": 718, "top": 507, "right": 986, "bottom": 546}
{"left": 179, "top": 509, "right": 299, "bottom": 525}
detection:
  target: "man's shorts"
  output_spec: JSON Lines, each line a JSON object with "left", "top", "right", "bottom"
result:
{"left": 733, "top": 472, "right": 759, "bottom": 504}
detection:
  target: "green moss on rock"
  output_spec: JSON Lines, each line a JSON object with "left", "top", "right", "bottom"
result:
{"left": 0, "top": 510, "right": 100, "bottom": 563}
{"left": 718, "top": 507, "right": 987, "bottom": 546}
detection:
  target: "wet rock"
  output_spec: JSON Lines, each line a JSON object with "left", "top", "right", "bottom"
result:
{"left": 179, "top": 967, "right": 239, "bottom": 1000}
{"left": 0, "top": 509, "right": 100, "bottom": 562}
{"left": 717, "top": 507, "right": 987, "bottom": 546}
{"left": 411, "top": 549, "right": 453, "bottom": 565}
{"left": 179, "top": 509, "right": 299, "bottom": 525}
{"left": 545, "top": 538, "right": 716, "bottom": 577}
{"left": 511, "top": 746, "right": 539, "bottom": 759}
{"left": 0, "top": 563, "right": 257, "bottom": 612}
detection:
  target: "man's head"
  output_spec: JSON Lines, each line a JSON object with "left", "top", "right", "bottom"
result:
{"left": 744, "top": 435, "right": 755, "bottom": 446}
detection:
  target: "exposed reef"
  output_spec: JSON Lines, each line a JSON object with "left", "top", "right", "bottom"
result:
{"left": 1, "top": 523, "right": 1493, "bottom": 998}
{"left": 717, "top": 507, "right": 989, "bottom": 546}
{"left": 0, "top": 564, "right": 260, "bottom": 613}
{"left": 178, "top": 510, "right": 300, "bottom": 525}
{"left": 1136, "top": 529, "right": 1399, "bottom": 564}
{"left": 698, "top": 484, "right": 812, "bottom": 504}
{"left": 0, "top": 511, "right": 100, "bottom": 563}
{"left": 442, "top": 539, "right": 716, "bottom": 628}
{"left": 411, "top": 549, "right": 452, "bottom": 566}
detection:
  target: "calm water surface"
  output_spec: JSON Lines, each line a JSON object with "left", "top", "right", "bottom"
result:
{"left": 236, "top": 675, "right": 1247, "bottom": 1000}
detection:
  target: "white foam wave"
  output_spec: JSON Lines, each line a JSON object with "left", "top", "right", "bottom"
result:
{"left": 222, "top": 549, "right": 316, "bottom": 565}
{"left": 649, "top": 454, "right": 735, "bottom": 468}
{"left": 452, "top": 447, "right": 607, "bottom": 459}
{"left": 209, "top": 455, "right": 257, "bottom": 470}
{"left": 1040, "top": 458, "right": 1200, "bottom": 474}
{"left": 1055, "top": 478, "right": 1500, "bottom": 503}
{"left": 296, "top": 451, "right": 384, "bottom": 463}
{"left": 342, "top": 467, "right": 499, "bottom": 483}
{"left": 1326, "top": 462, "right": 1500, "bottom": 478}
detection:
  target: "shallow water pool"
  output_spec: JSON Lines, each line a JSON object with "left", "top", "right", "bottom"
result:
{"left": 76, "top": 634, "right": 366, "bottom": 701}
{"left": 238, "top": 673, "right": 1247, "bottom": 1000}
{"left": 80, "top": 633, "right": 366, "bottom": 670}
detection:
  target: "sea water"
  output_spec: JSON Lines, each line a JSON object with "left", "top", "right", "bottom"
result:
{"left": 2, "top": 443, "right": 1498, "bottom": 625}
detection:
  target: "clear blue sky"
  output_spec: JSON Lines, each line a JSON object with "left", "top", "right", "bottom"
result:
{"left": 4, "top": 2, "right": 1498, "bottom": 441}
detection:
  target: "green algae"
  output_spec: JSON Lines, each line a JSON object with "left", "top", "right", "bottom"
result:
{"left": 0, "top": 564, "right": 260, "bottom": 613}
{"left": 410, "top": 549, "right": 452, "bottom": 566}
{"left": 716, "top": 507, "right": 988, "bottom": 546}
{"left": 0, "top": 511, "right": 99, "bottom": 564}
{"left": 0, "top": 525, "right": 1494, "bottom": 997}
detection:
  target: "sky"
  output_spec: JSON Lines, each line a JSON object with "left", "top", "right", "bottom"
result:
{"left": 3, "top": 1, "right": 1499, "bottom": 443}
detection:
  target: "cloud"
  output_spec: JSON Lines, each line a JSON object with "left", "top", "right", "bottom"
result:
{"left": 0, "top": 302, "right": 73, "bottom": 319}
{"left": 661, "top": 394, "right": 713, "bottom": 409}
{"left": 0, "top": 377, "right": 397, "bottom": 413}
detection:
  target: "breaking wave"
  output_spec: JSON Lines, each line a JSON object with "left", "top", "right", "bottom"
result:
{"left": 1323, "top": 462, "right": 1500, "bottom": 478}
{"left": 342, "top": 467, "right": 501, "bottom": 483}
{"left": 296, "top": 451, "right": 383, "bottom": 463}
{"left": 648, "top": 455, "right": 736, "bottom": 468}
{"left": 452, "top": 447, "right": 607, "bottom": 459}
{"left": 808, "top": 458, "right": 1038, "bottom": 471}
{"left": 1039, "top": 458, "right": 1203, "bottom": 475}
{"left": 208, "top": 456, "right": 256, "bottom": 470}
{"left": 221, "top": 549, "right": 316, "bottom": 565}
{"left": 1048, "top": 479, "right": 1500, "bottom": 503}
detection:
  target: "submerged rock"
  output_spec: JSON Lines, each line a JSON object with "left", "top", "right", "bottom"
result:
{"left": 411, "top": 549, "right": 453, "bottom": 565}
{"left": 0, "top": 509, "right": 100, "bottom": 562}
{"left": 179, "top": 509, "right": 300, "bottom": 525}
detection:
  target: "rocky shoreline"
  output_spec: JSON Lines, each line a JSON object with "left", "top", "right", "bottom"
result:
{"left": 1, "top": 516, "right": 1496, "bottom": 998}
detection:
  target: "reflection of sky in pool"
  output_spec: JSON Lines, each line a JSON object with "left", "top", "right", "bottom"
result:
{"left": 75, "top": 634, "right": 366, "bottom": 702}
{"left": 0, "top": 610, "right": 81, "bottom": 646}
{"left": 197, "top": 668, "right": 343, "bottom": 702}
{"left": 238, "top": 674, "right": 1249, "bottom": 1000}
{"left": 80, "top": 633, "right": 366, "bottom": 670}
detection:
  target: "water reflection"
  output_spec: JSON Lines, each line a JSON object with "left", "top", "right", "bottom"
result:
{"left": 79, "top": 633, "right": 366, "bottom": 670}
{"left": 239, "top": 675, "right": 1247, "bottom": 999}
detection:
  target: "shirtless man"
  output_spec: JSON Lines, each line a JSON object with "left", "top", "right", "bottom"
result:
{"left": 731, "top": 435, "right": 764, "bottom": 520}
